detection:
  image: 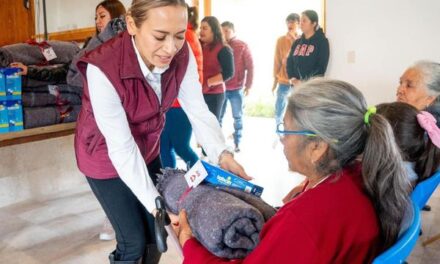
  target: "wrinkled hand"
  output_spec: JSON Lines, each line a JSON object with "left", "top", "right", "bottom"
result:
{"left": 174, "top": 210, "right": 193, "bottom": 247}
{"left": 9, "top": 62, "right": 28, "bottom": 75}
{"left": 219, "top": 152, "right": 252, "bottom": 180}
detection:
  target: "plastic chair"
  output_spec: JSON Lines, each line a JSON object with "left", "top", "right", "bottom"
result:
{"left": 411, "top": 170, "right": 440, "bottom": 246}
{"left": 411, "top": 170, "right": 440, "bottom": 210}
{"left": 372, "top": 201, "right": 421, "bottom": 264}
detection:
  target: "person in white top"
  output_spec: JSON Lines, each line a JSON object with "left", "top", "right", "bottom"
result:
{"left": 74, "top": 1, "right": 250, "bottom": 264}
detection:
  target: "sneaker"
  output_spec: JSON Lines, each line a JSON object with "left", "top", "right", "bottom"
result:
{"left": 99, "top": 217, "right": 115, "bottom": 241}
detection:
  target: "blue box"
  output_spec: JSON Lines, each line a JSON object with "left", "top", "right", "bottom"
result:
{"left": 6, "top": 100, "right": 23, "bottom": 132}
{"left": 0, "top": 101, "right": 8, "bottom": 134}
{"left": 201, "top": 160, "right": 264, "bottom": 197}
{"left": 3, "top": 68, "right": 22, "bottom": 101}
{"left": 0, "top": 70, "right": 5, "bottom": 100}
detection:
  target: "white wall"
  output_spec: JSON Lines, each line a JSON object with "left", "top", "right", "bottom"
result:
{"left": 326, "top": 0, "right": 440, "bottom": 105}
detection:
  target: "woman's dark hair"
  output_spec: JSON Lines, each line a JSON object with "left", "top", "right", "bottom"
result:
{"left": 377, "top": 102, "right": 440, "bottom": 183}
{"left": 95, "top": 0, "right": 126, "bottom": 34}
{"left": 302, "top": 10, "right": 319, "bottom": 31}
{"left": 186, "top": 4, "right": 199, "bottom": 30}
{"left": 201, "top": 16, "right": 225, "bottom": 48}
{"left": 288, "top": 78, "right": 412, "bottom": 250}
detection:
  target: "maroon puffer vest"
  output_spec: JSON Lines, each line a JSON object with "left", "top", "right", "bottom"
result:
{"left": 74, "top": 31, "right": 189, "bottom": 179}
{"left": 202, "top": 42, "right": 225, "bottom": 94}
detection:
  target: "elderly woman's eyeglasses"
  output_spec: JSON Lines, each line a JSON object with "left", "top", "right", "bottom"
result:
{"left": 276, "top": 123, "right": 317, "bottom": 140}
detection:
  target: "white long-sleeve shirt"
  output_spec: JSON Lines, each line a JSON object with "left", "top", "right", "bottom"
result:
{"left": 86, "top": 41, "right": 227, "bottom": 213}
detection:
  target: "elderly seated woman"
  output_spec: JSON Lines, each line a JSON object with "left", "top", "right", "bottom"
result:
{"left": 174, "top": 79, "right": 412, "bottom": 263}
{"left": 377, "top": 102, "right": 440, "bottom": 185}
{"left": 397, "top": 61, "right": 440, "bottom": 122}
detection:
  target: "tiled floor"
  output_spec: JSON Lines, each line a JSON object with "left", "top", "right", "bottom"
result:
{"left": 1, "top": 117, "right": 439, "bottom": 263}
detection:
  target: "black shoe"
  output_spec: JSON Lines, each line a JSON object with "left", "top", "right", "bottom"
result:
{"left": 234, "top": 145, "right": 240, "bottom": 153}
{"left": 422, "top": 205, "right": 431, "bottom": 211}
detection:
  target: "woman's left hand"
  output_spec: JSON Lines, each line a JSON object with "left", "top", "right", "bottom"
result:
{"left": 219, "top": 152, "right": 252, "bottom": 180}
{"left": 175, "top": 210, "right": 193, "bottom": 247}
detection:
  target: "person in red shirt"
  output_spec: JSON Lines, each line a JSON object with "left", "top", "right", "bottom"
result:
{"left": 160, "top": 4, "right": 202, "bottom": 169}
{"left": 175, "top": 79, "right": 413, "bottom": 263}
{"left": 220, "top": 21, "right": 254, "bottom": 152}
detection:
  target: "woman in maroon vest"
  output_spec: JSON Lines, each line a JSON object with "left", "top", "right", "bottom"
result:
{"left": 199, "top": 16, "right": 234, "bottom": 121}
{"left": 74, "top": 1, "right": 249, "bottom": 263}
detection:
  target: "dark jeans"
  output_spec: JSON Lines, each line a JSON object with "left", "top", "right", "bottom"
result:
{"left": 87, "top": 156, "right": 162, "bottom": 262}
{"left": 220, "top": 88, "right": 244, "bottom": 146}
{"left": 160, "top": 107, "right": 199, "bottom": 169}
{"left": 202, "top": 93, "right": 225, "bottom": 156}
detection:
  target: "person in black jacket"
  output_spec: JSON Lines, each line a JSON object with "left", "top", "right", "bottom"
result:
{"left": 286, "top": 10, "right": 329, "bottom": 87}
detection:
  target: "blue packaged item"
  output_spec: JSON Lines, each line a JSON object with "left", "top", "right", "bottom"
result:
{"left": 201, "top": 160, "right": 264, "bottom": 197}
{"left": 0, "top": 70, "right": 6, "bottom": 99}
{"left": 6, "top": 100, "right": 23, "bottom": 132}
{"left": 3, "top": 68, "right": 22, "bottom": 100}
{"left": 0, "top": 101, "right": 8, "bottom": 133}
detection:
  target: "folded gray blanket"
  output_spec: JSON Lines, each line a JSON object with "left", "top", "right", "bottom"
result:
{"left": 22, "top": 92, "right": 82, "bottom": 107}
{"left": 22, "top": 84, "right": 82, "bottom": 97}
{"left": 24, "top": 105, "right": 81, "bottom": 129}
{"left": 0, "top": 41, "right": 80, "bottom": 67}
{"left": 157, "top": 169, "right": 276, "bottom": 259}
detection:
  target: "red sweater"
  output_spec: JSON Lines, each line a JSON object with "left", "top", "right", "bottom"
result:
{"left": 225, "top": 37, "right": 254, "bottom": 90}
{"left": 183, "top": 163, "right": 381, "bottom": 264}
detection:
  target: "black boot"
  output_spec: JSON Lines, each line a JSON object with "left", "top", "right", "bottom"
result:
{"left": 142, "top": 244, "right": 162, "bottom": 264}
{"left": 109, "top": 251, "right": 142, "bottom": 264}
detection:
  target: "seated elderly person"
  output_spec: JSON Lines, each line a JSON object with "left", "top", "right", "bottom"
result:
{"left": 174, "top": 79, "right": 413, "bottom": 263}
{"left": 397, "top": 61, "right": 440, "bottom": 122}
{"left": 377, "top": 102, "right": 440, "bottom": 185}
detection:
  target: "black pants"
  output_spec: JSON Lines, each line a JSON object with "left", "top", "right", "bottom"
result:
{"left": 202, "top": 93, "right": 225, "bottom": 156}
{"left": 203, "top": 93, "right": 225, "bottom": 121}
{"left": 87, "top": 156, "right": 162, "bottom": 262}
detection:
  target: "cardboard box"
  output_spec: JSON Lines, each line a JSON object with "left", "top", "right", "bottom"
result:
{"left": 6, "top": 100, "right": 23, "bottom": 132}
{"left": 0, "top": 70, "right": 6, "bottom": 100}
{"left": 0, "top": 101, "right": 8, "bottom": 134}
{"left": 2, "top": 68, "right": 22, "bottom": 101}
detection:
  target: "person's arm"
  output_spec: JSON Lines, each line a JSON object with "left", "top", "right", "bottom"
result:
{"left": 178, "top": 46, "right": 249, "bottom": 179}
{"left": 180, "top": 208, "right": 319, "bottom": 264}
{"left": 286, "top": 41, "right": 297, "bottom": 79}
{"left": 10, "top": 62, "right": 68, "bottom": 83}
{"left": 86, "top": 64, "right": 160, "bottom": 214}
{"left": 314, "top": 38, "right": 330, "bottom": 77}
{"left": 273, "top": 38, "right": 282, "bottom": 80}
{"left": 243, "top": 43, "right": 254, "bottom": 94}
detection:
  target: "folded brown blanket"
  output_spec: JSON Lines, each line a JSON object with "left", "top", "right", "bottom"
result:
{"left": 157, "top": 169, "right": 276, "bottom": 259}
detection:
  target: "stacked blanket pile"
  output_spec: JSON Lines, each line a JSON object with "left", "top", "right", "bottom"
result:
{"left": 0, "top": 40, "right": 82, "bottom": 129}
{"left": 157, "top": 169, "right": 276, "bottom": 259}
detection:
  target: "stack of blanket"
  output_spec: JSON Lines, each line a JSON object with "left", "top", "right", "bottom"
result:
{"left": 0, "top": 40, "right": 82, "bottom": 129}
{"left": 157, "top": 169, "right": 276, "bottom": 259}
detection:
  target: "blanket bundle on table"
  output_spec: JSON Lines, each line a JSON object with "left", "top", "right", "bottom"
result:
{"left": 0, "top": 41, "right": 80, "bottom": 67}
{"left": 157, "top": 169, "right": 276, "bottom": 259}
{"left": 23, "top": 105, "right": 81, "bottom": 129}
